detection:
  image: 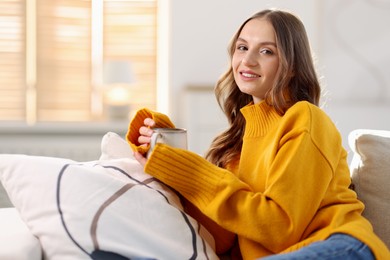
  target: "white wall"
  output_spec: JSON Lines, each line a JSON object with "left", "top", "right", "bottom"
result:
{"left": 169, "top": 0, "right": 321, "bottom": 121}
{"left": 167, "top": 0, "right": 390, "bottom": 158}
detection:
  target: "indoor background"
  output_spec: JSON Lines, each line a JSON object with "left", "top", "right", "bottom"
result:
{"left": 0, "top": 0, "right": 389, "bottom": 162}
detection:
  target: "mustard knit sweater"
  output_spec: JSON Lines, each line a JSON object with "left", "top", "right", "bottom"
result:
{"left": 126, "top": 101, "right": 390, "bottom": 259}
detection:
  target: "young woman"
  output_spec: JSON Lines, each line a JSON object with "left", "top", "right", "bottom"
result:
{"left": 127, "top": 9, "right": 390, "bottom": 259}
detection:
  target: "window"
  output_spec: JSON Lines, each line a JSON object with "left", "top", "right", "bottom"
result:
{"left": 0, "top": 0, "right": 26, "bottom": 121}
{"left": 0, "top": 0, "right": 158, "bottom": 123}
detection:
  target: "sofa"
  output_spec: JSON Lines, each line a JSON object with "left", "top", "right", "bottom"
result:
{"left": 0, "top": 129, "right": 389, "bottom": 259}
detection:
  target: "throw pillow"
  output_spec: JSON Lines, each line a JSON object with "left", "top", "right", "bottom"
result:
{"left": 349, "top": 129, "right": 390, "bottom": 249}
{"left": 0, "top": 132, "right": 217, "bottom": 260}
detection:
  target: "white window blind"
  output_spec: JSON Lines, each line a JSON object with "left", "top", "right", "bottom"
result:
{"left": 37, "top": 0, "right": 92, "bottom": 122}
{"left": 0, "top": 0, "right": 26, "bottom": 121}
{"left": 104, "top": 1, "right": 157, "bottom": 110}
{"left": 0, "top": 0, "right": 157, "bottom": 123}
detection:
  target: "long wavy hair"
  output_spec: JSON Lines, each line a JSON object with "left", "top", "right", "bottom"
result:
{"left": 205, "top": 9, "right": 321, "bottom": 167}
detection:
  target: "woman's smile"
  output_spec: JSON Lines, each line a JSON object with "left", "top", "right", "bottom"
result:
{"left": 240, "top": 70, "right": 261, "bottom": 79}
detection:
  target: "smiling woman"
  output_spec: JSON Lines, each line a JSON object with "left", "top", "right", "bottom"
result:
{"left": 0, "top": 0, "right": 158, "bottom": 123}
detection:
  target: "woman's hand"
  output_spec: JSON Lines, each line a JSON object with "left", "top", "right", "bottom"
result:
{"left": 134, "top": 118, "right": 156, "bottom": 166}
{"left": 138, "top": 118, "right": 156, "bottom": 146}
{"left": 134, "top": 151, "right": 147, "bottom": 167}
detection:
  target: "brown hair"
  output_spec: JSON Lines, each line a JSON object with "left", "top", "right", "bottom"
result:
{"left": 205, "top": 9, "right": 321, "bottom": 167}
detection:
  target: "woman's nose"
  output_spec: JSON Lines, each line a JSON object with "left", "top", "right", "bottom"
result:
{"left": 242, "top": 51, "right": 258, "bottom": 66}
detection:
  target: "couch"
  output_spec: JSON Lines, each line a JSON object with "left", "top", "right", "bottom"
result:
{"left": 1, "top": 129, "right": 389, "bottom": 259}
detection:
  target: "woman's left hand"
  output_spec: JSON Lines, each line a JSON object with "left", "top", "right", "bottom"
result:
{"left": 133, "top": 151, "right": 147, "bottom": 167}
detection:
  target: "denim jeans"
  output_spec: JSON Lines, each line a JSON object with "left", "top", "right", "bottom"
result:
{"left": 259, "top": 233, "right": 375, "bottom": 260}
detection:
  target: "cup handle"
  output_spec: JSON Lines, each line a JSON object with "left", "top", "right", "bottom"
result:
{"left": 147, "top": 132, "right": 162, "bottom": 158}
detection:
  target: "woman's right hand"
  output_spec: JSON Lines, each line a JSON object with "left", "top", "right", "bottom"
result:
{"left": 137, "top": 118, "right": 156, "bottom": 147}
{"left": 134, "top": 118, "right": 156, "bottom": 166}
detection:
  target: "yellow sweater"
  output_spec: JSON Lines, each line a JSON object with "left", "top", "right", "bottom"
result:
{"left": 126, "top": 101, "right": 390, "bottom": 259}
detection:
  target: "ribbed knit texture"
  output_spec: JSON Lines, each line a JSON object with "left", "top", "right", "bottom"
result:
{"left": 240, "top": 101, "right": 281, "bottom": 137}
{"left": 127, "top": 102, "right": 390, "bottom": 259}
{"left": 126, "top": 108, "right": 175, "bottom": 154}
{"left": 145, "top": 144, "right": 248, "bottom": 206}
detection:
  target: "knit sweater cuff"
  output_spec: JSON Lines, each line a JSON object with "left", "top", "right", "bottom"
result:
{"left": 126, "top": 108, "right": 175, "bottom": 154}
{"left": 145, "top": 143, "right": 228, "bottom": 207}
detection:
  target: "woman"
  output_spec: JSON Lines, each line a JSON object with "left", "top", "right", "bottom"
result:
{"left": 127, "top": 9, "right": 390, "bottom": 259}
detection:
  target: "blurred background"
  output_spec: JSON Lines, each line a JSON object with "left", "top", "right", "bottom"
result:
{"left": 0, "top": 0, "right": 389, "bottom": 161}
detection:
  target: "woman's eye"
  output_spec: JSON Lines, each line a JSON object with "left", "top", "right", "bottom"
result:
{"left": 237, "top": 45, "right": 247, "bottom": 51}
{"left": 260, "top": 49, "right": 273, "bottom": 55}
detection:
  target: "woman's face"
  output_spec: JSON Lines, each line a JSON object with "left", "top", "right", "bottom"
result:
{"left": 232, "top": 18, "right": 279, "bottom": 104}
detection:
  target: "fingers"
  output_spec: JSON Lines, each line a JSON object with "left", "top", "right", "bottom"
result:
{"left": 138, "top": 135, "right": 151, "bottom": 145}
{"left": 144, "top": 118, "right": 156, "bottom": 128}
{"left": 134, "top": 118, "right": 156, "bottom": 167}
{"left": 138, "top": 125, "right": 153, "bottom": 144}
{"left": 138, "top": 118, "right": 155, "bottom": 145}
{"left": 139, "top": 125, "right": 153, "bottom": 137}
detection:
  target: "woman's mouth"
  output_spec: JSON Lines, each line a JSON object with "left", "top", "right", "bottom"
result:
{"left": 240, "top": 71, "right": 260, "bottom": 79}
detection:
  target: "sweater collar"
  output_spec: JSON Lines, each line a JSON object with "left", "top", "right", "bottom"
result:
{"left": 240, "top": 101, "right": 281, "bottom": 137}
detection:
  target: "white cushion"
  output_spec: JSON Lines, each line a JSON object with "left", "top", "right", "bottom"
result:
{"left": 349, "top": 129, "right": 390, "bottom": 249}
{"left": 0, "top": 182, "right": 12, "bottom": 207}
{"left": 0, "top": 132, "right": 217, "bottom": 260}
{"left": 0, "top": 208, "right": 41, "bottom": 260}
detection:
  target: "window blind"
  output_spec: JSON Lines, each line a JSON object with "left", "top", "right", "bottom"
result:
{"left": 37, "top": 0, "right": 92, "bottom": 121}
{"left": 104, "top": 0, "right": 157, "bottom": 110}
{"left": 0, "top": 0, "right": 26, "bottom": 121}
{"left": 0, "top": 0, "right": 157, "bottom": 122}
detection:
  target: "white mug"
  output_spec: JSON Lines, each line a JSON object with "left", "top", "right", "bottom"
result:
{"left": 147, "top": 128, "right": 187, "bottom": 158}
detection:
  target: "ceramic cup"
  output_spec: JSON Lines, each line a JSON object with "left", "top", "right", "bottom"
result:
{"left": 147, "top": 128, "right": 187, "bottom": 158}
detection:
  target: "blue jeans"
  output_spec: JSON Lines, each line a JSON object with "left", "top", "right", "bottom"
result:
{"left": 259, "top": 233, "right": 375, "bottom": 260}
